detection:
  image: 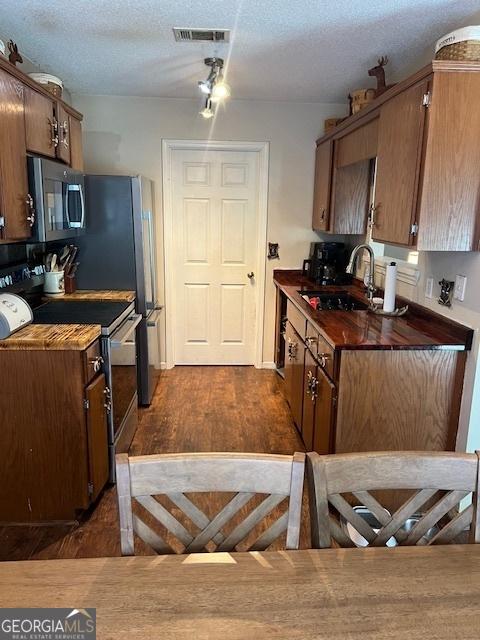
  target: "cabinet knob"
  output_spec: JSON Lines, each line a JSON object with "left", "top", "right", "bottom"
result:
{"left": 61, "top": 120, "right": 69, "bottom": 148}
{"left": 48, "top": 117, "right": 59, "bottom": 148}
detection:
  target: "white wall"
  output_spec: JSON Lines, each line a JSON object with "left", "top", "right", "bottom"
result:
{"left": 72, "top": 94, "right": 347, "bottom": 366}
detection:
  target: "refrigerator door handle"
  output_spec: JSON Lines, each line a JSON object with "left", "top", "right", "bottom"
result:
{"left": 145, "top": 210, "right": 157, "bottom": 312}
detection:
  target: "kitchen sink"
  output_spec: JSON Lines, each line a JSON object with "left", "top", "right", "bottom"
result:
{"left": 299, "top": 290, "right": 369, "bottom": 311}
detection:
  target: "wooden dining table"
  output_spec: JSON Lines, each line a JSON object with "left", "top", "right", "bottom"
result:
{"left": 1, "top": 545, "right": 479, "bottom": 639}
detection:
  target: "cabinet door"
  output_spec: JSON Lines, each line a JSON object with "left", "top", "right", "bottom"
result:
{"left": 302, "top": 349, "right": 317, "bottom": 450}
{"left": 85, "top": 373, "right": 109, "bottom": 502}
{"left": 284, "top": 321, "right": 305, "bottom": 429}
{"left": 373, "top": 79, "right": 429, "bottom": 245}
{"left": 24, "top": 87, "right": 56, "bottom": 158}
{"left": 56, "top": 102, "right": 71, "bottom": 164}
{"left": 69, "top": 115, "right": 84, "bottom": 171}
{"left": 0, "top": 70, "right": 31, "bottom": 241}
{"left": 313, "top": 369, "right": 336, "bottom": 454}
{"left": 312, "top": 140, "right": 332, "bottom": 231}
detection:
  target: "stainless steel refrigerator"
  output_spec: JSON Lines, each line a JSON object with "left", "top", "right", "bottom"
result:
{"left": 76, "top": 174, "right": 161, "bottom": 405}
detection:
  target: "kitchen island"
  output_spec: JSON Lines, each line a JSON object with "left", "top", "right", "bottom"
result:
{"left": 273, "top": 270, "right": 473, "bottom": 505}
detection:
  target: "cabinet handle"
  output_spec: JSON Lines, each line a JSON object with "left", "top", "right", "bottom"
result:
{"left": 311, "top": 376, "right": 318, "bottom": 401}
{"left": 318, "top": 352, "right": 330, "bottom": 368}
{"left": 48, "top": 117, "right": 59, "bottom": 148}
{"left": 287, "top": 339, "right": 298, "bottom": 361}
{"left": 305, "top": 336, "right": 318, "bottom": 349}
{"left": 90, "top": 355, "right": 104, "bottom": 373}
{"left": 104, "top": 386, "right": 112, "bottom": 413}
{"left": 61, "top": 120, "right": 69, "bottom": 148}
{"left": 368, "top": 203, "right": 377, "bottom": 229}
{"left": 320, "top": 208, "right": 325, "bottom": 221}
{"left": 25, "top": 194, "right": 35, "bottom": 227}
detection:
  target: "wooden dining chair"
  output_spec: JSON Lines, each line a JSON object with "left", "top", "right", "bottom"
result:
{"left": 116, "top": 451, "right": 305, "bottom": 555}
{"left": 307, "top": 451, "right": 480, "bottom": 548}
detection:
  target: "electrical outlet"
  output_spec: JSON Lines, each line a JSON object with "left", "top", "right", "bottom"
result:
{"left": 454, "top": 274, "right": 467, "bottom": 301}
{"left": 425, "top": 276, "right": 434, "bottom": 299}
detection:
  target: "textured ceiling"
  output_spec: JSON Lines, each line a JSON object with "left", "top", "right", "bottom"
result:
{"left": 1, "top": 0, "right": 479, "bottom": 102}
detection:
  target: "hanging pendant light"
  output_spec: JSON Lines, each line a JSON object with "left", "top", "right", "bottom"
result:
{"left": 197, "top": 57, "right": 231, "bottom": 117}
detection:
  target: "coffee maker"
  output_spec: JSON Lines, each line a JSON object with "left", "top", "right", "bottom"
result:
{"left": 302, "top": 242, "right": 351, "bottom": 285}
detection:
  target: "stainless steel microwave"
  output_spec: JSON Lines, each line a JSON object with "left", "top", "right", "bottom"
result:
{"left": 27, "top": 156, "right": 86, "bottom": 242}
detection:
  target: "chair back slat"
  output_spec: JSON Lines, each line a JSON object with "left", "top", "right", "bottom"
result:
{"left": 128, "top": 453, "right": 295, "bottom": 495}
{"left": 116, "top": 451, "right": 305, "bottom": 555}
{"left": 307, "top": 451, "right": 480, "bottom": 548}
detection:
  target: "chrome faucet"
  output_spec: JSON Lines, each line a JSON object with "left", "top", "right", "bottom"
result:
{"left": 346, "top": 244, "right": 376, "bottom": 304}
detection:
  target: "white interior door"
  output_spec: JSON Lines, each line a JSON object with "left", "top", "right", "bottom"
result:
{"left": 171, "top": 148, "right": 260, "bottom": 365}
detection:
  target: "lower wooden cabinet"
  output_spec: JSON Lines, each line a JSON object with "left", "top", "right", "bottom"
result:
{"left": 279, "top": 291, "right": 465, "bottom": 459}
{"left": 0, "top": 341, "right": 110, "bottom": 523}
{"left": 283, "top": 321, "right": 305, "bottom": 429}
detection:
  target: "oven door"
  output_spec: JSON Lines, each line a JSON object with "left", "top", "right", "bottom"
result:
{"left": 108, "top": 313, "right": 142, "bottom": 444}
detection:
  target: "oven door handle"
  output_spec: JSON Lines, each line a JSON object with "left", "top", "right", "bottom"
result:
{"left": 110, "top": 314, "right": 142, "bottom": 347}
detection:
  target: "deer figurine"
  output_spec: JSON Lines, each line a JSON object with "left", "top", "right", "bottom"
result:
{"left": 7, "top": 40, "right": 23, "bottom": 66}
{"left": 368, "top": 56, "right": 394, "bottom": 97}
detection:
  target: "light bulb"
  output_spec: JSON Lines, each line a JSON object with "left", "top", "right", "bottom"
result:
{"left": 199, "top": 106, "right": 214, "bottom": 119}
{"left": 211, "top": 80, "right": 231, "bottom": 100}
{"left": 198, "top": 80, "right": 211, "bottom": 95}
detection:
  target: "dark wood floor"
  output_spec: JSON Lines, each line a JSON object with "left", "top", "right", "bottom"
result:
{"left": 0, "top": 366, "right": 306, "bottom": 561}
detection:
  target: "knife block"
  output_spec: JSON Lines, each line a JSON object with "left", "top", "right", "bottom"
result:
{"left": 64, "top": 274, "right": 77, "bottom": 294}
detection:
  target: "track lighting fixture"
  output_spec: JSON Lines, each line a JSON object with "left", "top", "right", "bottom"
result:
{"left": 198, "top": 57, "right": 231, "bottom": 117}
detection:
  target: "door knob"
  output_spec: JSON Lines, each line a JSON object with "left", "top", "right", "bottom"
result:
{"left": 247, "top": 272, "right": 255, "bottom": 279}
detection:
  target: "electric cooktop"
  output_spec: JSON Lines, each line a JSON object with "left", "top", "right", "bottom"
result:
{"left": 33, "top": 300, "right": 134, "bottom": 334}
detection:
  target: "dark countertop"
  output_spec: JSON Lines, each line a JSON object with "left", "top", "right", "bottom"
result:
{"left": 274, "top": 270, "right": 473, "bottom": 351}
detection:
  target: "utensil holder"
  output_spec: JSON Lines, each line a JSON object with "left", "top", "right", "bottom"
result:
{"left": 44, "top": 270, "right": 65, "bottom": 296}
{"left": 64, "top": 274, "right": 77, "bottom": 294}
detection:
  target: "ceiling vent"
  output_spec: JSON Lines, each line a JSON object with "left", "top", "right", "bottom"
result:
{"left": 173, "top": 28, "right": 230, "bottom": 43}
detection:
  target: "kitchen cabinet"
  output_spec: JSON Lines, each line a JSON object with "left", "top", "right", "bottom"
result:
{"left": 24, "top": 86, "right": 84, "bottom": 169}
{"left": 277, "top": 277, "right": 467, "bottom": 469}
{"left": 314, "top": 60, "right": 480, "bottom": 251}
{"left": 302, "top": 347, "right": 335, "bottom": 453}
{"left": 55, "top": 102, "right": 71, "bottom": 165}
{"left": 373, "top": 79, "right": 429, "bottom": 246}
{"left": 85, "top": 373, "right": 110, "bottom": 502}
{"left": 69, "top": 113, "right": 84, "bottom": 171}
{"left": 0, "top": 339, "right": 109, "bottom": 522}
{"left": 0, "top": 68, "right": 31, "bottom": 242}
{"left": 283, "top": 320, "right": 305, "bottom": 429}
{"left": 24, "top": 87, "right": 57, "bottom": 158}
{"left": 312, "top": 140, "right": 332, "bottom": 231}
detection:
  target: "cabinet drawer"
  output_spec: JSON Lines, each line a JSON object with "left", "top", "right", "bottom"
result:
{"left": 83, "top": 340, "right": 104, "bottom": 384}
{"left": 287, "top": 300, "right": 307, "bottom": 340}
{"left": 306, "top": 321, "right": 335, "bottom": 379}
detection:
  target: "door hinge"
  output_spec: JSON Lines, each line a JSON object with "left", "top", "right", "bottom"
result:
{"left": 410, "top": 222, "right": 419, "bottom": 236}
{"left": 87, "top": 481, "right": 94, "bottom": 496}
{"left": 83, "top": 398, "right": 90, "bottom": 410}
{"left": 422, "top": 92, "right": 431, "bottom": 108}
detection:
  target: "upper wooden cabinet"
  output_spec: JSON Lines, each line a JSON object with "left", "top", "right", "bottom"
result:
{"left": 69, "top": 114, "right": 84, "bottom": 171}
{"left": 312, "top": 140, "right": 332, "bottom": 231}
{"left": 0, "top": 58, "right": 83, "bottom": 242}
{"left": 314, "top": 60, "right": 480, "bottom": 251}
{"left": 373, "top": 79, "right": 429, "bottom": 246}
{"left": 24, "top": 87, "right": 57, "bottom": 158}
{"left": 25, "top": 87, "right": 84, "bottom": 169}
{"left": 0, "top": 69, "right": 31, "bottom": 241}
{"left": 417, "top": 70, "right": 480, "bottom": 251}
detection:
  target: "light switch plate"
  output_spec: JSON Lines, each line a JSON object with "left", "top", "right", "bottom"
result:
{"left": 454, "top": 274, "right": 467, "bottom": 301}
{"left": 425, "top": 276, "right": 434, "bottom": 299}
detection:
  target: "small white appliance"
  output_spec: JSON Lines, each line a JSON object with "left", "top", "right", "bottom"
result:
{"left": 0, "top": 294, "right": 33, "bottom": 339}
